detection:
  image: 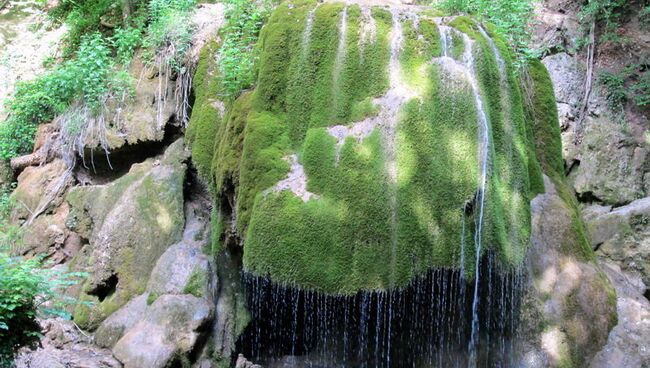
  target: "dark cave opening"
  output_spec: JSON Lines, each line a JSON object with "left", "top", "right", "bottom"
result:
{"left": 235, "top": 254, "right": 525, "bottom": 368}
{"left": 88, "top": 274, "right": 118, "bottom": 302}
{"left": 75, "top": 122, "right": 183, "bottom": 184}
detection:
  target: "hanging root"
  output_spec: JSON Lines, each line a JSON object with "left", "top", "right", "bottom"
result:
{"left": 152, "top": 39, "right": 196, "bottom": 129}
{"left": 575, "top": 20, "right": 596, "bottom": 145}
{"left": 175, "top": 65, "right": 194, "bottom": 127}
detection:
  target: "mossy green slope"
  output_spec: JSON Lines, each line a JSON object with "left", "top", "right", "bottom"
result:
{"left": 191, "top": 3, "right": 558, "bottom": 294}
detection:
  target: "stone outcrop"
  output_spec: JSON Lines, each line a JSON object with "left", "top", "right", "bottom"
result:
{"left": 532, "top": 2, "right": 650, "bottom": 365}
{"left": 590, "top": 262, "right": 650, "bottom": 368}
{"left": 112, "top": 294, "right": 213, "bottom": 368}
{"left": 519, "top": 176, "right": 617, "bottom": 367}
{"left": 534, "top": 1, "right": 650, "bottom": 207}
{"left": 14, "top": 318, "right": 121, "bottom": 368}
{"left": 583, "top": 197, "right": 650, "bottom": 286}
{"left": 67, "top": 139, "right": 188, "bottom": 330}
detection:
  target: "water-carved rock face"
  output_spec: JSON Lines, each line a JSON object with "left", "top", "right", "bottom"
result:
{"left": 198, "top": 2, "right": 542, "bottom": 295}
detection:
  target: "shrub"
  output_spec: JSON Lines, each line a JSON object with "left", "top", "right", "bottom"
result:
{"left": 578, "top": 0, "right": 628, "bottom": 33}
{"left": 218, "top": 0, "right": 275, "bottom": 98}
{"left": 0, "top": 32, "right": 132, "bottom": 160}
{"left": 597, "top": 66, "right": 650, "bottom": 111}
{"left": 598, "top": 70, "right": 627, "bottom": 111}
{"left": 112, "top": 26, "right": 144, "bottom": 64}
{"left": 632, "top": 70, "right": 650, "bottom": 107}
{"left": 0, "top": 251, "right": 84, "bottom": 366}
{"left": 641, "top": 6, "right": 650, "bottom": 28}
{"left": 143, "top": 0, "right": 197, "bottom": 72}
{"left": 50, "top": 0, "right": 118, "bottom": 56}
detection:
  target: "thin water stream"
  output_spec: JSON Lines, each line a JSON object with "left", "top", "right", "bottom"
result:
{"left": 240, "top": 9, "right": 527, "bottom": 368}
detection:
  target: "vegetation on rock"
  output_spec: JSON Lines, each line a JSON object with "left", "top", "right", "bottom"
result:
{"left": 0, "top": 232, "right": 83, "bottom": 366}
{"left": 190, "top": 1, "right": 550, "bottom": 294}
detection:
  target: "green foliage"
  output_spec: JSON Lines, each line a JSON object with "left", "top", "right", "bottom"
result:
{"left": 218, "top": 0, "right": 274, "bottom": 98}
{"left": 112, "top": 25, "right": 143, "bottom": 64}
{"left": 641, "top": 6, "right": 650, "bottom": 28}
{"left": 143, "top": 0, "right": 197, "bottom": 72}
{"left": 0, "top": 251, "right": 84, "bottom": 365}
{"left": 436, "top": 0, "right": 534, "bottom": 65}
{"left": 597, "top": 65, "right": 650, "bottom": 111}
{"left": 631, "top": 70, "right": 650, "bottom": 107}
{"left": 50, "top": 0, "right": 118, "bottom": 56}
{"left": 1, "top": 0, "right": 201, "bottom": 162}
{"left": 599, "top": 70, "right": 627, "bottom": 111}
{"left": 578, "top": 0, "right": 628, "bottom": 37}
{"left": 147, "top": 0, "right": 195, "bottom": 19}
{"left": 0, "top": 33, "right": 129, "bottom": 160}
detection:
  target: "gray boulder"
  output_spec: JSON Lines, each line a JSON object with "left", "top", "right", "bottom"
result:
{"left": 518, "top": 176, "right": 617, "bottom": 367}
{"left": 68, "top": 139, "right": 188, "bottom": 330}
{"left": 590, "top": 262, "right": 650, "bottom": 367}
{"left": 112, "top": 294, "right": 213, "bottom": 368}
{"left": 583, "top": 197, "right": 650, "bottom": 286}
{"left": 94, "top": 294, "right": 148, "bottom": 348}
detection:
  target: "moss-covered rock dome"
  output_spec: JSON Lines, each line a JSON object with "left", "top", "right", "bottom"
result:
{"left": 190, "top": 0, "right": 546, "bottom": 294}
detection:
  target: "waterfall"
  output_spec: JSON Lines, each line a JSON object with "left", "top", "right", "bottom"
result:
{"left": 460, "top": 32, "right": 491, "bottom": 367}
{"left": 440, "top": 26, "right": 449, "bottom": 57}
{"left": 477, "top": 25, "right": 506, "bottom": 74}
{"left": 387, "top": 8, "right": 403, "bottom": 288}
{"left": 239, "top": 8, "right": 530, "bottom": 367}
{"left": 301, "top": 7, "right": 317, "bottom": 58}
{"left": 438, "top": 25, "right": 455, "bottom": 59}
{"left": 359, "top": 6, "right": 377, "bottom": 47}
{"left": 332, "top": 7, "right": 348, "bottom": 91}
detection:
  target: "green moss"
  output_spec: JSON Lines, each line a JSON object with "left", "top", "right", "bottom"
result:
{"left": 236, "top": 111, "right": 291, "bottom": 232}
{"left": 186, "top": 39, "right": 223, "bottom": 184}
{"left": 209, "top": 207, "right": 223, "bottom": 256}
{"left": 209, "top": 9, "right": 553, "bottom": 293}
{"left": 253, "top": 0, "right": 316, "bottom": 112}
{"left": 450, "top": 30, "right": 465, "bottom": 60}
{"left": 255, "top": 2, "right": 390, "bottom": 146}
{"left": 212, "top": 92, "right": 254, "bottom": 194}
{"left": 395, "top": 63, "right": 478, "bottom": 275}
{"left": 183, "top": 269, "right": 207, "bottom": 297}
{"left": 521, "top": 59, "right": 594, "bottom": 261}
{"left": 445, "top": 16, "right": 537, "bottom": 268}
{"left": 246, "top": 129, "right": 394, "bottom": 293}
{"left": 400, "top": 18, "right": 440, "bottom": 90}
{"left": 522, "top": 59, "right": 565, "bottom": 179}
{"left": 147, "top": 292, "right": 159, "bottom": 305}
{"left": 72, "top": 292, "right": 98, "bottom": 330}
